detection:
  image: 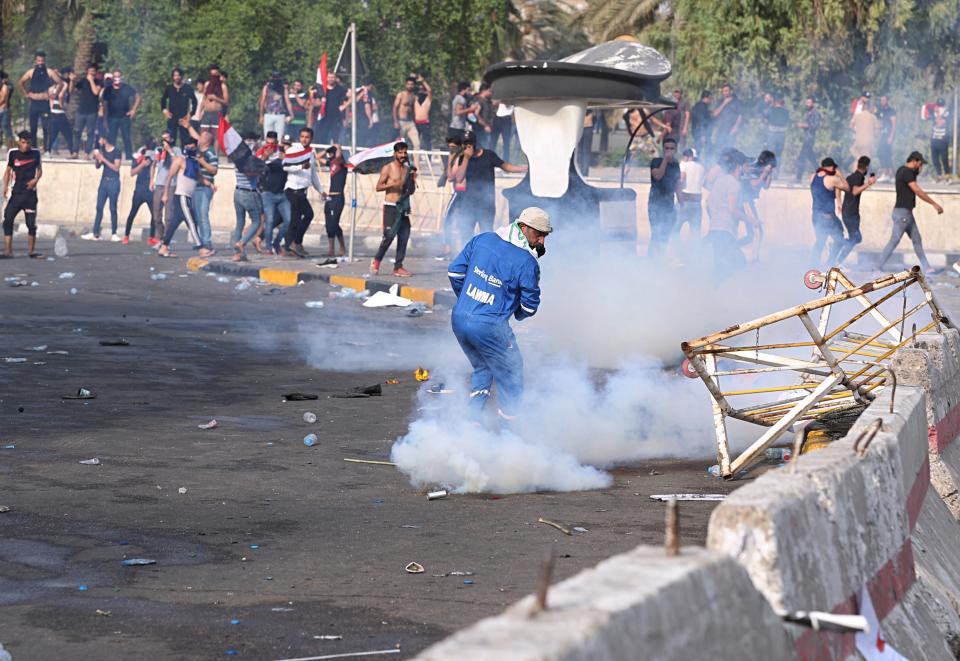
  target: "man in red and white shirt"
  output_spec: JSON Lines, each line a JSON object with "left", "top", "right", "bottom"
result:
{"left": 282, "top": 126, "right": 323, "bottom": 257}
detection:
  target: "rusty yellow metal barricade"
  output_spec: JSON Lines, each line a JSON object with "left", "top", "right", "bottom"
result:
{"left": 681, "top": 267, "right": 952, "bottom": 479}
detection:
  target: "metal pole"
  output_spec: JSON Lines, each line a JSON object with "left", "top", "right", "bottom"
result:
{"left": 954, "top": 87, "right": 958, "bottom": 183}
{"left": 348, "top": 22, "right": 358, "bottom": 262}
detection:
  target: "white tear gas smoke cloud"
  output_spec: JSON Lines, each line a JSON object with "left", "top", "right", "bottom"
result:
{"left": 293, "top": 215, "right": 903, "bottom": 494}
{"left": 387, "top": 232, "right": 840, "bottom": 494}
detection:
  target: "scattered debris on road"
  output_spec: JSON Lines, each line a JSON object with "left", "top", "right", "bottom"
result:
{"left": 63, "top": 388, "right": 95, "bottom": 399}
{"left": 648, "top": 494, "right": 727, "bottom": 502}
{"left": 99, "top": 339, "right": 129, "bottom": 346}
{"left": 343, "top": 458, "right": 396, "bottom": 467}
{"left": 303, "top": 434, "right": 318, "bottom": 447}
{"left": 404, "top": 562, "right": 424, "bottom": 574}
{"left": 282, "top": 393, "right": 319, "bottom": 401}
{"left": 121, "top": 558, "right": 157, "bottom": 566}
{"left": 78, "top": 458, "right": 101, "bottom": 465}
{"left": 197, "top": 420, "right": 219, "bottom": 430}
{"left": 332, "top": 384, "right": 382, "bottom": 398}
{"left": 538, "top": 517, "right": 572, "bottom": 536}
{"left": 427, "top": 490, "right": 448, "bottom": 500}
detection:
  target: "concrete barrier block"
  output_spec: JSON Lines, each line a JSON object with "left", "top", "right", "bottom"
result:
{"left": 414, "top": 547, "right": 793, "bottom": 661}
{"left": 913, "top": 489, "right": 960, "bottom": 652}
{"left": 707, "top": 387, "right": 949, "bottom": 657}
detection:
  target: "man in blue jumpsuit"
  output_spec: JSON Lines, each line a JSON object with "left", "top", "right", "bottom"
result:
{"left": 447, "top": 206, "right": 551, "bottom": 420}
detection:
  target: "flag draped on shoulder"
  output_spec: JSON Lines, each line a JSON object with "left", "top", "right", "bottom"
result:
{"left": 283, "top": 145, "right": 314, "bottom": 167}
{"left": 217, "top": 116, "right": 265, "bottom": 175}
{"left": 347, "top": 142, "right": 396, "bottom": 174}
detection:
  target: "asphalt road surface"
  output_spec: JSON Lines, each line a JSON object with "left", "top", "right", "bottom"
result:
{"left": 1, "top": 242, "right": 775, "bottom": 660}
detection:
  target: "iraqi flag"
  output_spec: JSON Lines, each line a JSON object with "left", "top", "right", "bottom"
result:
{"left": 217, "top": 116, "right": 266, "bottom": 176}
{"left": 348, "top": 142, "right": 397, "bottom": 174}
{"left": 316, "top": 52, "right": 328, "bottom": 119}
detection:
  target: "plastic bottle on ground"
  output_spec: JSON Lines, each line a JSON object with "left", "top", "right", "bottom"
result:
{"left": 0, "top": 642, "right": 12, "bottom": 661}
{"left": 304, "top": 301, "right": 324, "bottom": 309}
{"left": 303, "top": 412, "right": 317, "bottom": 423}
{"left": 54, "top": 235, "right": 68, "bottom": 257}
{"left": 764, "top": 447, "right": 793, "bottom": 462}
{"left": 303, "top": 433, "right": 318, "bottom": 447}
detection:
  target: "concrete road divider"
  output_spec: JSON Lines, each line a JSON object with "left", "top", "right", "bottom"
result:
{"left": 893, "top": 328, "right": 960, "bottom": 518}
{"left": 414, "top": 546, "right": 791, "bottom": 661}
{"left": 708, "top": 382, "right": 957, "bottom": 659}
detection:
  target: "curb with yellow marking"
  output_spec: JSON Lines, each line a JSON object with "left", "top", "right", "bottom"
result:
{"left": 400, "top": 286, "right": 435, "bottom": 306}
{"left": 329, "top": 275, "right": 369, "bottom": 292}
{"left": 259, "top": 268, "right": 302, "bottom": 287}
{"left": 186, "top": 257, "right": 209, "bottom": 272}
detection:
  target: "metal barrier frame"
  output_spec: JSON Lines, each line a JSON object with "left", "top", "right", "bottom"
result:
{"left": 681, "top": 267, "right": 952, "bottom": 479}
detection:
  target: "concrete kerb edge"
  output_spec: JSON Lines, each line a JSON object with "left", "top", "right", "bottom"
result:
{"left": 193, "top": 259, "right": 458, "bottom": 307}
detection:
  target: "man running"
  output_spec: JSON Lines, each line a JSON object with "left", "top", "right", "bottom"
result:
{"left": 2, "top": 131, "right": 42, "bottom": 258}
{"left": 809, "top": 157, "right": 850, "bottom": 266}
{"left": 322, "top": 143, "right": 348, "bottom": 257}
{"left": 232, "top": 132, "right": 263, "bottom": 262}
{"left": 371, "top": 142, "right": 417, "bottom": 276}
{"left": 835, "top": 155, "right": 876, "bottom": 264}
{"left": 876, "top": 151, "right": 943, "bottom": 274}
{"left": 393, "top": 75, "right": 419, "bottom": 149}
{"left": 257, "top": 132, "right": 292, "bottom": 255}
{"left": 447, "top": 206, "right": 550, "bottom": 421}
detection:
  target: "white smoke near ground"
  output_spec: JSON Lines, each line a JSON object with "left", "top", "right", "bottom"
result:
{"left": 387, "top": 231, "right": 827, "bottom": 494}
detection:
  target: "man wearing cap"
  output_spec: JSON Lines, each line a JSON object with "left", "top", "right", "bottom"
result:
{"left": 447, "top": 207, "right": 549, "bottom": 421}
{"left": 876, "top": 151, "right": 943, "bottom": 273}
{"left": 809, "top": 157, "right": 850, "bottom": 266}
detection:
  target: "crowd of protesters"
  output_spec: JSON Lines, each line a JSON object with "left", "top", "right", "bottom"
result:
{"left": 623, "top": 81, "right": 954, "bottom": 278}
{"left": 0, "top": 50, "right": 954, "bottom": 277}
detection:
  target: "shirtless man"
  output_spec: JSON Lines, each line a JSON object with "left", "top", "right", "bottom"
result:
{"left": 200, "top": 64, "right": 229, "bottom": 139}
{"left": 393, "top": 75, "right": 419, "bottom": 149}
{"left": 19, "top": 51, "right": 62, "bottom": 144}
{"left": 414, "top": 74, "right": 432, "bottom": 150}
{"left": 371, "top": 142, "right": 417, "bottom": 276}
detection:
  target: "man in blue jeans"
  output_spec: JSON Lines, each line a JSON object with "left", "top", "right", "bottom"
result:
{"left": 447, "top": 206, "right": 549, "bottom": 421}
{"left": 101, "top": 69, "right": 140, "bottom": 161}
{"left": 232, "top": 132, "right": 263, "bottom": 261}
{"left": 82, "top": 136, "right": 123, "bottom": 241}
{"left": 257, "top": 132, "right": 292, "bottom": 255}
{"left": 193, "top": 129, "right": 219, "bottom": 256}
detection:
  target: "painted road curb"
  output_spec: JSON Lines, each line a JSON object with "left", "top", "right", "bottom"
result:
{"left": 186, "top": 257, "right": 457, "bottom": 307}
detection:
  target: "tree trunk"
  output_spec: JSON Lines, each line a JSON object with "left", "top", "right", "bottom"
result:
{"left": 69, "top": 10, "right": 95, "bottom": 117}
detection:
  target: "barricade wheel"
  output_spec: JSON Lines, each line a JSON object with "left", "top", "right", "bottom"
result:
{"left": 803, "top": 269, "right": 824, "bottom": 290}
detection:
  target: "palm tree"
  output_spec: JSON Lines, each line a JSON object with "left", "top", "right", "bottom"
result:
{"left": 577, "top": 0, "right": 672, "bottom": 43}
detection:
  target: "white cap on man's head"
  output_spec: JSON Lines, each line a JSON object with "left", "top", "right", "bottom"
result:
{"left": 517, "top": 207, "right": 553, "bottom": 234}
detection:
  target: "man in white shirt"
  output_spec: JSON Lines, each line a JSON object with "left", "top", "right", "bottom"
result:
{"left": 282, "top": 126, "right": 323, "bottom": 257}
{"left": 677, "top": 148, "right": 704, "bottom": 241}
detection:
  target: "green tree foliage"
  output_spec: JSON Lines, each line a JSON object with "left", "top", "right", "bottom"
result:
{"left": 623, "top": 0, "right": 960, "bottom": 159}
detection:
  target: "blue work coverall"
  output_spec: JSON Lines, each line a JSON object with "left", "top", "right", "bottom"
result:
{"left": 447, "top": 230, "right": 541, "bottom": 418}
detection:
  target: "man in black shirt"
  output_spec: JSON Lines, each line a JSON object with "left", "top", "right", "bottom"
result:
{"left": 648, "top": 136, "right": 681, "bottom": 258}
{"left": 314, "top": 75, "right": 347, "bottom": 145}
{"left": 18, "top": 51, "right": 62, "bottom": 146}
{"left": 690, "top": 90, "right": 713, "bottom": 159}
{"left": 322, "top": 143, "right": 348, "bottom": 257}
{"left": 161, "top": 68, "right": 198, "bottom": 146}
{"left": 835, "top": 155, "right": 876, "bottom": 264}
{"left": 765, "top": 94, "right": 789, "bottom": 167}
{"left": 72, "top": 64, "right": 102, "bottom": 156}
{"left": 448, "top": 131, "right": 527, "bottom": 241}
{"left": 123, "top": 140, "right": 156, "bottom": 243}
{"left": 794, "top": 96, "right": 821, "bottom": 182}
{"left": 102, "top": 69, "right": 141, "bottom": 160}
{"left": 712, "top": 84, "right": 742, "bottom": 153}
{"left": 2, "top": 131, "right": 43, "bottom": 257}
{"left": 84, "top": 135, "right": 123, "bottom": 240}
{"left": 876, "top": 151, "right": 943, "bottom": 273}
